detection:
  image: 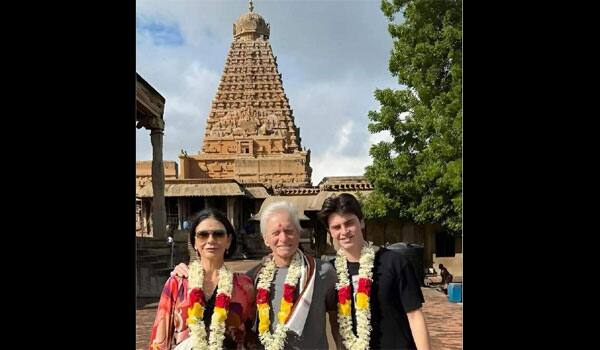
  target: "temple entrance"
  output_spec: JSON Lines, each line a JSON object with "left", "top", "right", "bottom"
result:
{"left": 189, "top": 197, "right": 205, "bottom": 216}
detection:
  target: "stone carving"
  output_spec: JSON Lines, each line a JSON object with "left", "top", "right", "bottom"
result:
{"left": 258, "top": 122, "right": 268, "bottom": 135}
{"left": 206, "top": 143, "right": 220, "bottom": 153}
{"left": 272, "top": 140, "right": 283, "bottom": 152}
{"left": 207, "top": 162, "right": 223, "bottom": 172}
{"left": 266, "top": 114, "right": 278, "bottom": 129}
{"left": 283, "top": 129, "right": 290, "bottom": 139}
{"left": 233, "top": 127, "right": 246, "bottom": 137}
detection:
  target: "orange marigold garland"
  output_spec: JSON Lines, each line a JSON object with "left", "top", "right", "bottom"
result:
{"left": 255, "top": 251, "right": 302, "bottom": 350}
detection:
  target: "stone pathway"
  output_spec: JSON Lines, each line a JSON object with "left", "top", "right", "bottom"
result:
{"left": 421, "top": 287, "right": 463, "bottom": 349}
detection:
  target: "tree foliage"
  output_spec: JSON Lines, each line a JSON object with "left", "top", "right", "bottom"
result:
{"left": 364, "top": 0, "right": 462, "bottom": 234}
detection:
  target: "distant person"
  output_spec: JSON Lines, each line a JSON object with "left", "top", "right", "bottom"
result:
{"left": 438, "top": 264, "right": 453, "bottom": 294}
{"left": 166, "top": 224, "right": 175, "bottom": 245}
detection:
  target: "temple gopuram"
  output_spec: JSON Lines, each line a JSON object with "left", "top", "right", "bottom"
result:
{"left": 137, "top": 2, "right": 315, "bottom": 259}
{"left": 180, "top": 5, "right": 311, "bottom": 187}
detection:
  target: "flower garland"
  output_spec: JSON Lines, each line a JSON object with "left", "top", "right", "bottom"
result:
{"left": 255, "top": 251, "right": 303, "bottom": 350}
{"left": 335, "top": 242, "right": 376, "bottom": 350}
{"left": 186, "top": 260, "right": 234, "bottom": 350}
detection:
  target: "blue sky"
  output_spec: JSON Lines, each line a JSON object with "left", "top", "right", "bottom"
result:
{"left": 136, "top": 16, "right": 185, "bottom": 46}
{"left": 136, "top": 0, "right": 401, "bottom": 184}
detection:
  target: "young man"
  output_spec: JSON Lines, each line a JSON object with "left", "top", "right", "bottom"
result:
{"left": 318, "top": 193, "right": 431, "bottom": 350}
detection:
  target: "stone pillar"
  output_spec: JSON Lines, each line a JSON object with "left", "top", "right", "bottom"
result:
{"left": 177, "top": 197, "right": 184, "bottom": 230}
{"left": 140, "top": 199, "right": 145, "bottom": 237}
{"left": 151, "top": 129, "right": 167, "bottom": 239}
{"left": 227, "top": 197, "right": 236, "bottom": 231}
{"left": 234, "top": 198, "right": 241, "bottom": 232}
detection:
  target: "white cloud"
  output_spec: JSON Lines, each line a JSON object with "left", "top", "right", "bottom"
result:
{"left": 311, "top": 153, "right": 370, "bottom": 185}
{"left": 310, "top": 121, "right": 393, "bottom": 185}
{"left": 368, "top": 129, "right": 393, "bottom": 146}
{"left": 334, "top": 120, "right": 354, "bottom": 153}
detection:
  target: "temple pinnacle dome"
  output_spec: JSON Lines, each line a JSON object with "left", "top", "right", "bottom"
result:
{"left": 233, "top": 0, "right": 270, "bottom": 41}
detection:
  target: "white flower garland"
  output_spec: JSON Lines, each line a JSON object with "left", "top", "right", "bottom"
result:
{"left": 256, "top": 251, "right": 303, "bottom": 350}
{"left": 335, "top": 242, "right": 376, "bottom": 350}
{"left": 187, "top": 260, "right": 234, "bottom": 350}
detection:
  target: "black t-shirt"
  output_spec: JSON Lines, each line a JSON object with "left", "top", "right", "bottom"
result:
{"left": 330, "top": 248, "right": 425, "bottom": 349}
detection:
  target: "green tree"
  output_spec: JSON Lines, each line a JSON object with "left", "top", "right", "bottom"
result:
{"left": 364, "top": 0, "right": 462, "bottom": 234}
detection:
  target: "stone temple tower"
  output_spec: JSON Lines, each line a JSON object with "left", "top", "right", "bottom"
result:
{"left": 178, "top": 1, "right": 312, "bottom": 189}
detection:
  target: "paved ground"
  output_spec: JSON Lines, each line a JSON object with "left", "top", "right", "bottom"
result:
{"left": 421, "top": 287, "right": 463, "bottom": 350}
{"left": 137, "top": 259, "right": 462, "bottom": 349}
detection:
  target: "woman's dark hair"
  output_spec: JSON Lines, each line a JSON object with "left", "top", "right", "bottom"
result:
{"left": 317, "top": 193, "right": 364, "bottom": 228}
{"left": 189, "top": 208, "right": 237, "bottom": 258}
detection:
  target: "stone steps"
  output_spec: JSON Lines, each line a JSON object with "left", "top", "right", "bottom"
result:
{"left": 138, "top": 247, "right": 171, "bottom": 256}
{"left": 137, "top": 237, "right": 190, "bottom": 297}
{"left": 137, "top": 253, "right": 169, "bottom": 261}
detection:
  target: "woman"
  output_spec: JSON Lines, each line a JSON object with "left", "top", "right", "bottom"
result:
{"left": 148, "top": 208, "right": 256, "bottom": 350}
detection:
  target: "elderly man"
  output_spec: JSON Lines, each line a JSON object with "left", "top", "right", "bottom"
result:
{"left": 318, "top": 193, "right": 431, "bottom": 350}
{"left": 171, "top": 201, "right": 337, "bottom": 349}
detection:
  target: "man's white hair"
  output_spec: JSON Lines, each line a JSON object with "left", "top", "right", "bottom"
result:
{"left": 260, "top": 201, "right": 302, "bottom": 236}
